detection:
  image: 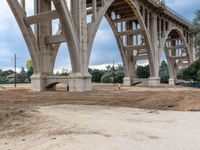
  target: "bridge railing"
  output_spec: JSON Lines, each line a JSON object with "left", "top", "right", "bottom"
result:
{"left": 160, "top": 1, "right": 192, "bottom": 25}
{"left": 148, "top": 0, "right": 192, "bottom": 25}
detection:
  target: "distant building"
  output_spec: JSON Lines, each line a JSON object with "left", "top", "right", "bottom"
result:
{"left": 7, "top": 74, "right": 15, "bottom": 82}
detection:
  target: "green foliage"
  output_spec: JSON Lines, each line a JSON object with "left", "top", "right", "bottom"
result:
{"left": 191, "top": 9, "right": 200, "bottom": 59}
{"left": 114, "top": 65, "right": 124, "bottom": 83}
{"left": 26, "top": 59, "right": 33, "bottom": 81}
{"left": 136, "top": 65, "right": 150, "bottom": 78}
{"left": 0, "top": 60, "right": 34, "bottom": 83}
{"left": 89, "top": 65, "right": 124, "bottom": 83}
{"left": 177, "top": 59, "right": 200, "bottom": 81}
{"left": 0, "top": 69, "right": 14, "bottom": 77}
{"left": 195, "top": 32, "right": 200, "bottom": 58}
{"left": 192, "top": 10, "right": 200, "bottom": 33}
{"left": 59, "top": 69, "right": 69, "bottom": 76}
{"left": 197, "top": 70, "right": 200, "bottom": 81}
{"left": 26, "top": 59, "right": 33, "bottom": 71}
{"left": 135, "top": 61, "right": 169, "bottom": 83}
{"left": 159, "top": 60, "right": 169, "bottom": 83}
{"left": 101, "top": 73, "right": 113, "bottom": 83}
{"left": 89, "top": 68, "right": 104, "bottom": 82}
{"left": 0, "top": 69, "right": 14, "bottom": 83}
{"left": 0, "top": 76, "right": 8, "bottom": 83}
{"left": 18, "top": 67, "right": 27, "bottom": 82}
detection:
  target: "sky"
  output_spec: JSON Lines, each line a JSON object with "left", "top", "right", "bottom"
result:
{"left": 0, "top": 0, "right": 199, "bottom": 72}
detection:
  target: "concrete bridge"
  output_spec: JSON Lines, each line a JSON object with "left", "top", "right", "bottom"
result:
{"left": 7, "top": 0, "right": 196, "bottom": 92}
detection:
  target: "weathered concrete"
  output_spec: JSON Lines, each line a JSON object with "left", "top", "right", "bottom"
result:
{"left": 148, "top": 77, "right": 161, "bottom": 87}
{"left": 31, "top": 74, "right": 69, "bottom": 91}
{"left": 68, "top": 73, "right": 92, "bottom": 92}
{"left": 31, "top": 74, "right": 46, "bottom": 92}
{"left": 169, "top": 78, "right": 177, "bottom": 86}
{"left": 7, "top": 0, "right": 197, "bottom": 92}
{"left": 123, "top": 77, "right": 133, "bottom": 86}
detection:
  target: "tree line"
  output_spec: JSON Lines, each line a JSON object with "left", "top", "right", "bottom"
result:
{"left": 89, "top": 60, "right": 169, "bottom": 84}
{"left": 0, "top": 58, "right": 170, "bottom": 84}
{"left": 0, "top": 59, "right": 33, "bottom": 83}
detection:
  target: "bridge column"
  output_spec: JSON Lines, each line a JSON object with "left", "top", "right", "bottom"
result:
{"left": 31, "top": 0, "right": 55, "bottom": 91}
{"left": 20, "top": 0, "right": 25, "bottom": 9}
{"left": 168, "top": 63, "right": 177, "bottom": 86}
{"left": 190, "top": 33, "right": 197, "bottom": 61}
{"left": 168, "top": 40, "right": 177, "bottom": 86}
{"left": 68, "top": 0, "right": 91, "bottom": 92}
{"left": 123, "top": 51, "right": 135, "bottom": 86}
{"left": 123, "top": 21, "right": 135, "bottom": 86}
{"left": 148, "top": 13, "right": 160, "bottom": 86}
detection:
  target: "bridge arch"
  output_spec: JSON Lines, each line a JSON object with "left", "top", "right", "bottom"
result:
{"left": 160, "top": 27, "right": 192, "bottom": 60}
{"left": 159, "top": 27, "right": 192, "bottom": 85}
{"left": 45, "top": 76, "right": 69, "bottom": 91}
{"left": 87, "top": 0, "right": 155, "bottom": 83}
{"left": 52, "top": 0, "right": 81, "bottom": 73}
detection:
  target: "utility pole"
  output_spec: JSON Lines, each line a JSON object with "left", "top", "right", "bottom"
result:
{"left": 112, "top": 60, "right": 115, "bottom": 85}
{"left": 14, "top": 54, "right": 17, "bottom": 88}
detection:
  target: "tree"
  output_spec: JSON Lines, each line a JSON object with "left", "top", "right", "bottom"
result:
{"left": 159, "top": 60, "right": 169, "bottom": 83}
{"left": 26, "top": 58, "right": 33, "bottom": 71}
{"left": 191, "top": 9, "right": 200, "bottom": 58}
{"left": 114, "top": 65, "right": 124, "bottom": 83}
{"left": 18, "top": 67, "right": 27, "bottom": 82}
{"left": 0, "top": 69, "right": 14, "bottom": 83}
{"left": 136, "top": 65, "right": 150, "bottom": 78}
{"left": 197, "top": 70, "right": 200, "bottom": 81}
{"left": 177, "top": 59, "right": 200, "bottom": 81}
{"left": 58, "top": 69, "right": 69, "bottom": 76}
{"left": 1, "top": 70, "right": 14, "bottom": 77}
{"left": 101, "top": 73, "right": 112, "bottom": 83}
{"left": 88, "top": 65, "right": 125, "bottom": 83}
{"left": 0, "top": 76, "right": 8, "bottom": 83}
{"left": 26, "top": 59, "right": 33, "bottom": 81}
{"left": 89, "top": 68, "right": 104, "bottom": 83}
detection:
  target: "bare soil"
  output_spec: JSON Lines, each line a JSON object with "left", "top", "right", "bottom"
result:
{"left": 0, "top": 84, "right": 200, "bottom": 149}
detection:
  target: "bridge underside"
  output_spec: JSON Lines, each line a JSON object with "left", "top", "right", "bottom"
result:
{"left": 7, "top": 0, "right": 196, "bottom": 91}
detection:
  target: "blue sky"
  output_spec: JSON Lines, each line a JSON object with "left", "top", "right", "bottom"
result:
{"left": 0, "top": 0, "right": 199, "bottom": 72}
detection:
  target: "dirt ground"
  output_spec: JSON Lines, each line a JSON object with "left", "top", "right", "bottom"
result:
{"left": 0, "top": 105, "right": 200, "bottom": 150}
{"left": 0, "top": 83, "right": 200, "bottom": 149}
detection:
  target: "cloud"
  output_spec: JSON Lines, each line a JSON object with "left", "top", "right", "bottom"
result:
{"left": 165, "top": 0, "right": 200, "bottom": 20}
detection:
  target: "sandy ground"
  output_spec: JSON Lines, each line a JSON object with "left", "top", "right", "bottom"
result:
{"left": 0, "top": 83, "right": 200, "bottom": 149}
{"left": 0, "top": 104, "right": 200, "bottom": 150}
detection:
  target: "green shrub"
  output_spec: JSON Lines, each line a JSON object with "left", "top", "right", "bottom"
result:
{"left": 101, "top": 73, "right": 113, "bottom": 83}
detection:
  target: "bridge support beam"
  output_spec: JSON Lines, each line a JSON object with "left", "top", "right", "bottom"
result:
{"left": 168, "top": 39, "right": 178, "bottom": 86}
{"left": 169, "top": 78, "right": 177, "bottom": 86}
{"left": 148, "top": 12, "right": 160, "bottom": 87}
{"left": 30, "top": 0, "right": 55, "bottom": 91}
{"left": 68, "top": 73, "right": 92, "bottom": 92}
{"left": 56, "top": 0, "right": 92, "bottom": 92}
{"left": 148, "top": 77, "right": 161, "bottom": 86}
{"left": 123, "top": 21, "right": 136, "bottom": 86}
{"left": 123, "top": 77, "right": 133, "bottom": 86}
{"left": 31, "top": 74, "right": 46, "bottom": 92}
{"left": 69, "top": 0, "right": 92, "bottom": 92}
